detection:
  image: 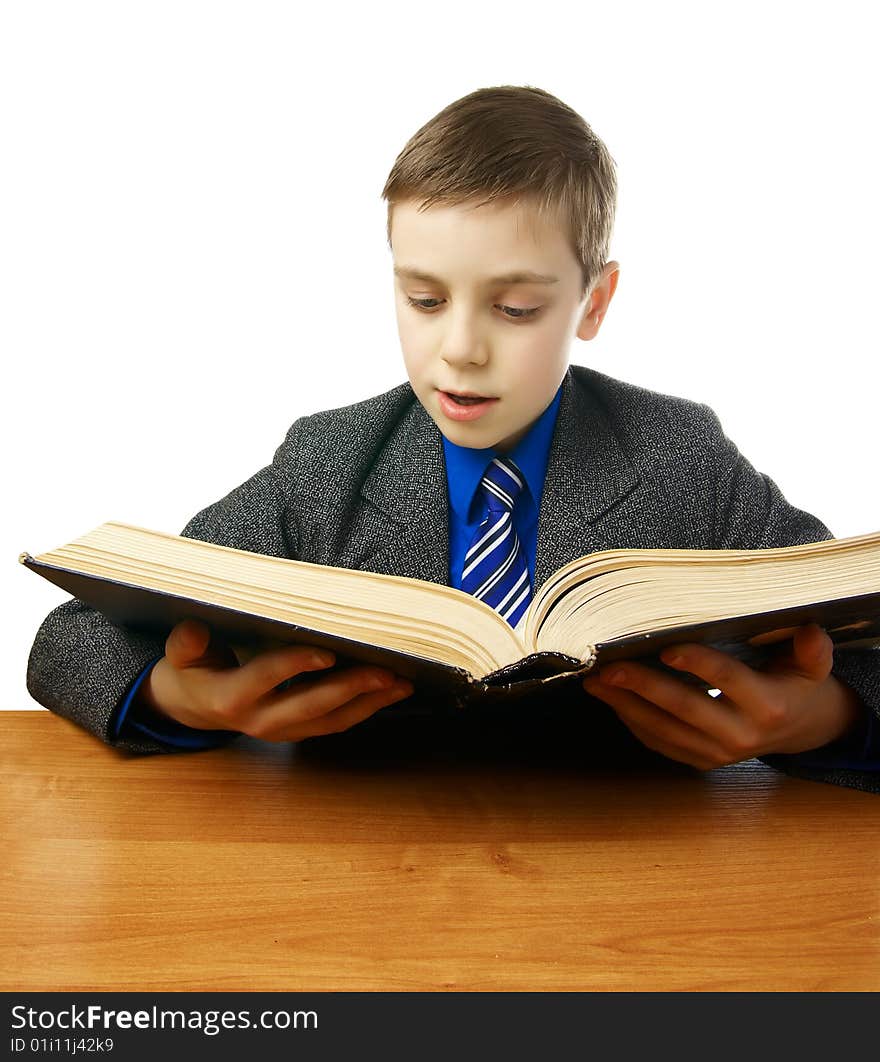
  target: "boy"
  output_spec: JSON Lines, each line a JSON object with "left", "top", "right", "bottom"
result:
{"left": 27, "top": 85, "right": 880, "bottom": 791}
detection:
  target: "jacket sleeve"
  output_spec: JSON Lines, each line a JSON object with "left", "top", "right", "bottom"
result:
{"left": 704, "top": 405, "right": 880, "bottom": 793}
{"left": 25, "top": 422, "right": 304, "bottom": 754}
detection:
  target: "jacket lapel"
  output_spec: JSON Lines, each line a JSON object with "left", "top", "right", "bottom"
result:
{"left": 534, "top": 367, "right": 641, "bottom": 591}
{"left": 359, "top": 398, "right": 451, "bottom": 585}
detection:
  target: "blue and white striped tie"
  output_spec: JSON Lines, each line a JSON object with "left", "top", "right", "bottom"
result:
{"left": 461, "top": 456, "right": 532, "bottom": 629}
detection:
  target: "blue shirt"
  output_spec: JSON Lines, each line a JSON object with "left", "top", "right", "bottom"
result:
{"left": 113, "top": 381, "right": 879, "bottom": 766}
{"left": 443, "top": 384, "right": 563, "bottom": 593}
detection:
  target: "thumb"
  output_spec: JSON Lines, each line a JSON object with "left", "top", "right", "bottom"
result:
{"left": 790, "top": 623, "right": 834, "bottom": 681}
{"left": 165, "top": 618, "right": 212, "bottom": 668}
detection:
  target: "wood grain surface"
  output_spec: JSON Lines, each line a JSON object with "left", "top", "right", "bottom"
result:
{"left": 2, "top": 710, "right": 879, "bottom": 991}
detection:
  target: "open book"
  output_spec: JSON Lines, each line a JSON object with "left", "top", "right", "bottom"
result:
{"left": 21, "top": 522, "right": 880, "bottom": 705}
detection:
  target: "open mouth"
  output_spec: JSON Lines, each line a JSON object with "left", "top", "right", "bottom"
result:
{"left": 442, "top": 391, "right": 494, "bottom": 405}
{"left": 437, "top": 389, "right": 499, "bottom": 420}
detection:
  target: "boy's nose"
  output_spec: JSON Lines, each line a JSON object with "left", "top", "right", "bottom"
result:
{"left": 441, "top": 351, "right": 491, "bottom": 372}
{"left": 440, "top": 335, "right": 490, "bottom": 367}
{"left": 435, "top": 310, "right": 491, "bottom": 365}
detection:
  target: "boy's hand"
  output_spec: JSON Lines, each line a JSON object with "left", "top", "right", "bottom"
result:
{"left": 581, "top": 623, "right": 866, "bottom": 769}
{"left": 135, "top": 618, "right": 415, "bottom": 742}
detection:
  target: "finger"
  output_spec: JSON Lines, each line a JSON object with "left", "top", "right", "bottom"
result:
{"left": 653, "top": 643, "right": 774, "bottom": 721}
{"left": 583, "top": 676, "right": 732, "bottom": 766}
{"left": 253, "top": 664, "right": 406, "bottom": 726}
{"left": 165, "top": 618, "right": 212, "bottom": 667}
{"left": 581, "top": 666, "right": 734, "bottom": 751}
{"left": 611, "top": 709, "right": 721, "bottom": 770}
{"left": 251, "top": 679, "right": 415, "bottom": 742}
{"left": 764, "top": 623, "right": 834, "bottom": 682}
{"left": 586, "top": 656, "right": 744, "bottom": 740}
{"left": 222, "top": 644, "right": 344, "bottom": 704}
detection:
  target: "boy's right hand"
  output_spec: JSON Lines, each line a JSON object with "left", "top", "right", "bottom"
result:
{"left": 134, "top": 618, "right": 415, "bottom": 742}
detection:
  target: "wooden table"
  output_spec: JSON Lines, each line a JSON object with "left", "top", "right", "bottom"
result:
{"left": 2, "top": 709, "right": 879, "bottom": 991}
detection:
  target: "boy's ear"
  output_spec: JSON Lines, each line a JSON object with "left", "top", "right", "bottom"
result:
{"left": 577, "top": 261, "right": 620, "bottom": 340}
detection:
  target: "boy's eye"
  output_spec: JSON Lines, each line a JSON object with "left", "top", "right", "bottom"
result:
{"left": 405, "top": 295, "right": 541, "bottom": 321}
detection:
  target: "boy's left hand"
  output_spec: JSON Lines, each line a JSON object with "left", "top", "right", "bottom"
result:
{"left": 581, "top": 622, "right": 866, "bottom": 769}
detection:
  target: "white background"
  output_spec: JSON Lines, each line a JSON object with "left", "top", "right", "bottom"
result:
{"left": 3, "top": 0, "right": 877, "bottom": 713}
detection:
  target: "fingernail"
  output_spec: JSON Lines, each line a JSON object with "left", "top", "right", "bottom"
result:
{"left": 663, "top": 653, "right": 682, "bottom": 667}
{"left": 605, "top": 668, "right": 626, "bottom": 684}
{"left": 391, "top": 682, "right": 414, "bottom": 698}
{"left": 311, "top": 651, "right": 334, "bottom": 667}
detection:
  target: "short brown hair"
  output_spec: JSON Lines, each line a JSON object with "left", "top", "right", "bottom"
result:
{"left": 381, "top": 85, "right": 617, "bottom": 299}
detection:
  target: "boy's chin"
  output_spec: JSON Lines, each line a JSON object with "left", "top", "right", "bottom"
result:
{"left": 436, "top": 420, "right": 526, "bottom": 454}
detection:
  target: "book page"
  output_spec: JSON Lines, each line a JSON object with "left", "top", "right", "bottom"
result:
{"left": 527, "top": 532, "right": 880, "bottom": 660}
{"left": 31, "top": 522, "right": 531, "bottom": 676}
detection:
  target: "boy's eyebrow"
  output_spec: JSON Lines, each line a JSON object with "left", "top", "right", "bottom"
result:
{"left": 393, "top": 265, "right": 559, "bottom": 286}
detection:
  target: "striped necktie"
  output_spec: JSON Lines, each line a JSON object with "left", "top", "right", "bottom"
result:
{"left": 460, "top": 456, "right": 533, "bottom": 629}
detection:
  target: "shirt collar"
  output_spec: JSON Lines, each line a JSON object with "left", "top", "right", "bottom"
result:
{"left": 442, "top": 382, "right": 564, "bottom": 520}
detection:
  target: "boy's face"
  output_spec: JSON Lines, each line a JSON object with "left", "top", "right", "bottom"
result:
{"left": 391, "top": 197, "right": 619, "bottom": 452}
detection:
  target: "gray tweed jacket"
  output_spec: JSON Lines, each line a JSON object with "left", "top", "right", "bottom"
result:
{"left": 26, "top": 364, "right": 880, "bottom": 791}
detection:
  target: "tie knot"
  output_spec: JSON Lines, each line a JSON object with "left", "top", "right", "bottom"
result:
{"left": 480, "top": 456, "right": 526, "bottom": 513}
